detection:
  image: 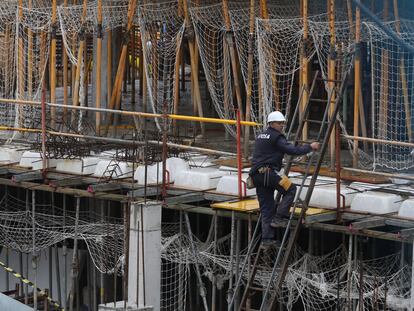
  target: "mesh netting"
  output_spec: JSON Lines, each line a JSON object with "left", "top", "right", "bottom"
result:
{"left": 162, "top": 231, "right": 411, "bottom": 311}
{"left": 365, "top": 20, "right": 414, "bottom": 170}
{"left": 309, "top": 16, "right": 375, "bottom": 168}
{"left": 229, "top": 4, "right": 300, "bottom": 131}
{"left": 13, "top": 4, "right": 51, "bottom": 138}
{"left": 190, "top": 2, "right": 242, "bottom": 136}
{"left": 138, "top": 1, "right": 185, "bottom": 131}
{"left": 0, "top": 2, "right": 17, "bottom": 131}
{"left": 256, "top": 15, "right": 316, "bottom": 128}
{"left": 0, "top": 192, "right": 124, "bottom": 275}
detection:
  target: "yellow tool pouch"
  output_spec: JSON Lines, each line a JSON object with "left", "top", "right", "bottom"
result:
{"left": 278, "top": 175, "right": 292, "bottom": 191}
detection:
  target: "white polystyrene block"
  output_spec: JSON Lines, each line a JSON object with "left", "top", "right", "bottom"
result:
{"left": 165, "top": 157, "right": 190, "bottom": 182}
{"left": 188, "top": 155, "right": 216, "bottom": 168}
{"left": 216, "top": 174, "right": 256, "bottom": 196}
{"left": 19, "top": 151, "right": 58, "bottom": 170}
{"left": 93, "top": 160, "right": 134, "bottom": 179}
{"left": 134, "top": 157, "right": 190, "bottom": 185}
{"left": 0, "top": 147, "right": 23, "bottom": 163}
{"left": 298, "top": 184, "right": 357, "bottom": 208}
{"left": 174, "top": 168, "right": 227, "bottom": 190}
{"left": 398, "top": 199, "right": 414, "bottom": 218}
{"left": 56, "top": 157, "right": 100, "bottom": 175}
{"left": 134, "top": 163, "right": 162, "bottom": 185}
{"left": 350, "top": 192, "right": 402, "bottom": 214}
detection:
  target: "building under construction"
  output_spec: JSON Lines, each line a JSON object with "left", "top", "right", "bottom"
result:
{"left": 0, "top": 0, "right": 413, "bottom": 310}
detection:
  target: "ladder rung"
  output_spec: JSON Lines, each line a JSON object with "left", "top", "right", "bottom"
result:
{"left": 296, "top": 139, "right": 316, "bottom": 144}
{"left": 309, "top": 98, "right": 328, "bottom": 103}
{"left": 303, "top": 118, "right": 325, "bottom": 124}
{"left": 250, "top": 286, "right": 265, "bottom": 292}
{"left": 317, "top": 77, "right": 342, "bottom": 83}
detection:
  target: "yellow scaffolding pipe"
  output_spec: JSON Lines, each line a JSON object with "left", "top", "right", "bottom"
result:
{"left": 0, "top": 98, "right": 260, "bottom": 127}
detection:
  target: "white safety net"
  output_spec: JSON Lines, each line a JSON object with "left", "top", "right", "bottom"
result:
{"left": 14, "top": 4, "right": 51, "bottom": 138}
{"left": 365, "top": 20, "right": 414, "bottom": 170}
{"left": 190, "top": 2, "right": 244, "bottom": 137}
{"left": 0, "top": 1, "right": 17, "bottom": 131}
{"left": 138, "top": 1, "right": 185, "bottom": 131}
{"left": 256, "top": 15, "right": 316, "bottom": 128}
{"left": 230, "top": 4, "right": 300, "bottom": 131}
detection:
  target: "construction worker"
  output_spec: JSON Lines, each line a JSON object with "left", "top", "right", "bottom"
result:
{"left": 249, "top": 111, "right": 320, "bottom": 247}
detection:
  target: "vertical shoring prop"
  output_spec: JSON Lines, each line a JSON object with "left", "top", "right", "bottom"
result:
{"left": 17, "top": 0, "right": 24, "bottom": 137}
{"left": 301, "top": 0, "right": 309, "bottom": 142}
{"left": 32, "top": 190, "right": 38, "bottom": 311}
{"left": 100, "top": 200, "right": 105, "bottom": 305}
{"left": 50, "top": 0, "right": 57, "bottom": 129}
{"left": 62, "top": 0, "right": 69, "bottom": 125}
{"left": 410, "top": 242, "right": 414, "bottom": 309}
{"left": 227, "top": 216, "right": 261, "bottom": 310}
{"left": 52, "top": 193, "right": 62, "bottom": 306}
{"left": 123, "top": 202, "right": 130, "bottom": 308}
{"left": 69, "top": 197, "right": 80, "bottom": 311}
{"left": 378, "top": 0, "right": 390, "bottom": 151}
{"left": 25, "top": 190, "right": 29, "bottom": 305}
{"left": 346, "top": 235, "right": 353, "bottom": 310}
{"left": 184, "top": 212, "right": 209, "bottom": 311}
{"left": 71, "top": 0, "right": 88, "bottom": 127}
{"left": 243, "top": 0, "right": 255, "bottom": 158}
{"left": 227, "top": 209, "right": 236, "bottom": 310}
{"left": 102, "top": 0, "right": 137, "bottom": 136}
{"left": 222, "top": 0, "right": 244, "bottom": 120}
{"left": 181, "top": 0, "right": 205, "bottom": 136}
{"left": 131, "top": 25, "right": 136, "bottom": 107}
{"left": 393, "top": 0, "right": 412, "bottom": 143}
{"left": 62, "top": 195, "right": 67, "bottom": 311}
{"left": 353, "top": 0, "right": 361, "bottom": 167}
{"left": 5, "top": 189, "right": 9, "bottom": 291}
{"left": 96, "top": 0, "right": 103, "bottom": 135}
{"left": 212, "top": 211, "right": 218, "bottom": 311}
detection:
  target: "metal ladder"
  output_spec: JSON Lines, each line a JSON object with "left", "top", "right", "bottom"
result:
{"left": 228, "top": 69, "right": 350, "bottom": 311}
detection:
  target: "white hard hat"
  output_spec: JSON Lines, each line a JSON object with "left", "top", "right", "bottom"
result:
{"left": 267, "top": 111, "right": 286, "bottom": 123}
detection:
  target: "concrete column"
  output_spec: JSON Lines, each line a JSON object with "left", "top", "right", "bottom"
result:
{"left": 128, "top": 202, "right": 161, "bottom": 311}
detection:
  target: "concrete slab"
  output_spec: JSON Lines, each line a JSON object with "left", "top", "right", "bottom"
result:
{"left": 174, "top": 167, "right": 227, "bottom": 190}
{"left": 56, "top": 157, "right": 100, "bottom": 175}
{"left": 216, "top": 174, "right": 256, "bottom": 196}
{"left": 398, "top": 199, "right": 414, "bottom": 219}
{"left": 94, "top": 160, "right": 134, "bottom": 179}
{"left": 350, "top": 192, "right": 403, "bottom": 214}
{"left": 19, "top": 151, "right": 58, "bottom": 170}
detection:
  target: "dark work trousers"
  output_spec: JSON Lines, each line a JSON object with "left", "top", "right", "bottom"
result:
{"left": 252, "top": 169, "right": 297, "bottom": 240}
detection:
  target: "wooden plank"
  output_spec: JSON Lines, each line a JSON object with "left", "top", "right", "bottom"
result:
{"left": 12, "top": 171, "right": 43, "bottom": 182}
{"left": 350, "top": 216, "right": 386, "bottom": 229}
{"left": 307, "top": 222, "right": 409, "bottom": 242}
{"left": 87, "top": 183, "right": 123, "bottom": 193}
{"left": 0, "top": 177, "right": 126, "bottom": 201}
{"left": 165, "top": 193, "right": 205, "bottom": 204}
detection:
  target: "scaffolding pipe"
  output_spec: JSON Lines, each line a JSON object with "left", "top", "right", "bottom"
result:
{"left": 0, "top": 98, "right": 259, "bottom": 126}
{"left": 343, "top": 135, "right": 414, "bottom": 148}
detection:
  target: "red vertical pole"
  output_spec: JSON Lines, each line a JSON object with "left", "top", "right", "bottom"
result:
{"left": 236, "top": 109, "right": 243, "bottom": 199}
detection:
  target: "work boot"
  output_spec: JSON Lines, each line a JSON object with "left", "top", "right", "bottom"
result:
{"left": 270, "top": 216, "right": 289, "bottom": 228}
{"left": 260, "top": 239, "right": 281, "bottom": 251}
